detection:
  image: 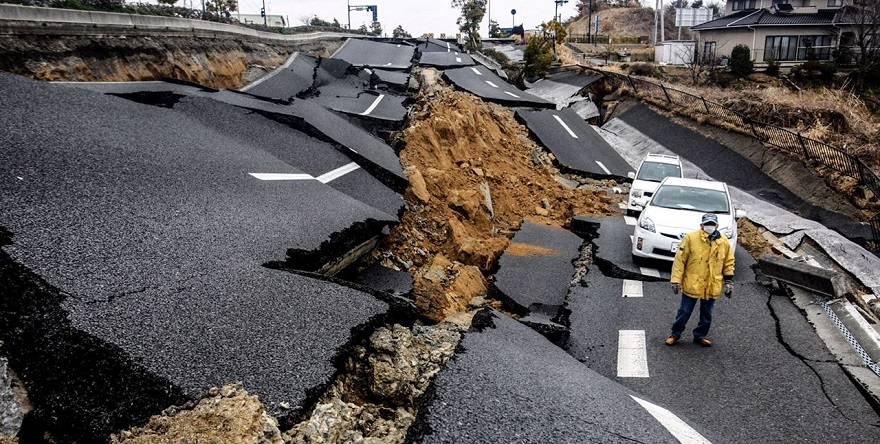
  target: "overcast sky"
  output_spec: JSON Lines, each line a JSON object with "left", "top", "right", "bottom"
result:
{"left": 231, "top": 0, "right": 583, "bottom": 37}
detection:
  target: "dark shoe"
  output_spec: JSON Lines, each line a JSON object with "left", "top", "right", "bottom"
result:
{"left": 693, "top": 337, "right": 712, "bottom": 347}
{"left": 665, "top": 335, "right": 678, "bottom": 346}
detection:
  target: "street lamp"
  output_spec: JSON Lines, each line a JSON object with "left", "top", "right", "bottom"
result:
{"left": 554, "top": 0, "right": 568, "bottom": 22}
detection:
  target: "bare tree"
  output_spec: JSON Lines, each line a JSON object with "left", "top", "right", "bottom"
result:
{"left": 840, "top": 1, "right": 880, "bottom": 92}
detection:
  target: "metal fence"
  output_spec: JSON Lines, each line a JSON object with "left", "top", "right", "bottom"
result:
{"left": 605, "top": 70, "right": 880, "bottom": 252}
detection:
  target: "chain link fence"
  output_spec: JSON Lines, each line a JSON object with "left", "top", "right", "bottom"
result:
{"left": 603, "top": 70, "right": 880, "bottom": 253}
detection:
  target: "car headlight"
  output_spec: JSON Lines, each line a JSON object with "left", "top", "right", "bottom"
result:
{"left": 721, "top": 227, "right": 733, "bottom": 238}
{"left": 638, "top": 217, "right": 655, "bottom": 233}
{"left": 631, "top": 189, "right": 643, "bottom": 198}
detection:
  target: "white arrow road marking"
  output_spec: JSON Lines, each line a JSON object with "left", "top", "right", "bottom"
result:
{"left": 485, "top": 80, "right": 499, "bottom": 88}
{"left": 630, "top": 396, "right": 712, "bottom": 444}
{"left": 624, "top": 216, "right": 637, "bottom": 225}
{"left": 553, "top": 115, "right": 579, "bottom": 139}
{"left": 471, "top": 67, "right": 483, "bottom": 75}
{"left": 316, "top": 162, "right": 360, "bottom": 183}
{"left": 617, "top": 330, "right": 649, "bottom": 377}
{"left": 503, "top": 91, "right": 521, "bottom": 98}
{"left": 595, "top": 160, "right": 612, "bottom": 175}
{"left": 250, "top": 163, "right": 360, "bottom": 184}
{"left": 622, "top": 280, "right": 643, "bottom": 298}
{"left": 360, "top": 94, "right": 385, "bottom": 116}
{"left": 640, "top": 267, "right": 661, "bottom": 278}
{"left": 249, "top": 173, "right": 313, "bottom": 181}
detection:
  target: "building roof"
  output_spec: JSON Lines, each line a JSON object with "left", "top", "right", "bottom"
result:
{"left": 692, "top": 7, "right": 848, "bottom": 31}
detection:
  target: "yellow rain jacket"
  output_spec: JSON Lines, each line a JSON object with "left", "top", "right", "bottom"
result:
{"left": 671, "top": 229, "right": 735, "bottom": 299}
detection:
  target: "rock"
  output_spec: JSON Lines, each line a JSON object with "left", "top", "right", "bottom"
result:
{"left": 535, "top": 206, "right": 549, "bottom": 216}
{"left": 406, "top": 167, "right": 431, "bottom": 203}
{"left": 1, "top": 356, "right": 24, "bottom": 440}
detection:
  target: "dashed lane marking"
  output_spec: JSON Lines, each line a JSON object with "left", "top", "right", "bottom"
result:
{"left": 553, "top": 115, "right": 579, "bottom": 139}
{"left": 456, "top": 57, "right": 462, "bottom": 63}
{"left": 624, "top": 216, "right": 637, "bottom": 225}
{"left": 622, "top": 280, "right": 643, "bottom": 298}
{"left": 250, "top": 163, "right": 360, "bottom": 184}
{"left": 471, "top": 67, "right": 483, "bottom": 75}
{"left": 503, "top": 91, "right": 521, "bottom": 98}
{"left": 595, "top": 160, "right": 612, "bottom": 175}
{"left": 360, "top": 94, "right": 385, "bottom": 116}
{"left": 618, "top": 202, "right": 628, "bottom": 210}
{"left": 630, "top": 396, "right": 712, "bottom": 443}
{"left": 617, "top": 330, "right": 649, "bottom": 378}
{"left": 640, "top": 267, "right": 661, "bottom": 278}
{"left": 485, "top": 80, "right": 499, "bottom": 88}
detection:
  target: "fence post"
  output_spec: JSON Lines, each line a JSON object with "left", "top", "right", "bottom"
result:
{"left": 746, "top": 117, "right": 760, "bottom": 141}
{"left": 627, "top": 74, "right": 637, "bottom": 94}
{"left": 796, "top": 132, "right": 811, "bottom": 161}
{"left": 857, "top": 159, "right": 867, "bottom": 187}
{"left": 701, "top": 97, "right": 711, "bottom": 114}
{"left": 660, "top": 83, "right": 672, "bottom": 104}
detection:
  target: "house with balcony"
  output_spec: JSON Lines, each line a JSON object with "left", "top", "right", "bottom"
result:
{"left": 691, "top": 0, "right": 874, "bottom": 68}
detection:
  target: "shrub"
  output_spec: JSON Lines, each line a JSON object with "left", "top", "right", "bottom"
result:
{"left": 629, "top": 63, "right": 655, "bottom": 77}
{"left": 764, "top": 56, "right": 780, "bottom": 76}
{"left": 729, "top": 44, "right": 754, "bottom": 77}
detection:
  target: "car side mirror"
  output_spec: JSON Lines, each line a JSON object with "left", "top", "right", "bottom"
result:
{"left": 627, "top": 172, "right": 635, "bottom": 179}
{"left": 735, "top": 209, "right": 747, "bottom": 219}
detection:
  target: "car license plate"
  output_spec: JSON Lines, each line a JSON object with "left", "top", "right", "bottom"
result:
{"left": 671, "top": 242, "right": 679, "bottom": 252}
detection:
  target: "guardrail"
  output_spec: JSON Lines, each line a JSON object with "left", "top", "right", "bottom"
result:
{"left": 595, "top": 69, "right": 880, "bottom": 253}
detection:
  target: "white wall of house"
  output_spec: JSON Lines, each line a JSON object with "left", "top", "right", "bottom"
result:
{"left": 697, "top": 25, "right": 842, "bottom": 66}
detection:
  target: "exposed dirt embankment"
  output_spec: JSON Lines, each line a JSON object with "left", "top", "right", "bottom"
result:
{"left": 0, "top": 32, "right": 340, "bottom": 88}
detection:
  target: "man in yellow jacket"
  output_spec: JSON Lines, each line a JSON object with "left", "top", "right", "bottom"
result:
{"left": 665, "top": 213, "right": 735, "bottom": 347}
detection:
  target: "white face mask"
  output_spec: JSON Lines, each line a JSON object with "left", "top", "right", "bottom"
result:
{"left": 703, "top": 225, "right": 717, "bottom": 235}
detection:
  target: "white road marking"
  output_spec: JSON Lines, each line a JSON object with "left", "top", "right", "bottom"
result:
{"left": 630, "top": 396, "right": 712, "bottom": 444}
{"left": 485, "top": 80, "right": 499, "bottom": 88}
{"left": 360, "top": 94, "right": 386, "bottom": 116}
{"left": 640, "top": 267, "right": 661, "bottom": 278}
{"left": 618, "top": 202, "right": 628, "bottom": 210}
{"left": 595, "top": 160, "right": 612, "bottom": 175}
{"left": 456, "top": 57, "right": 462, "bottom": 63}
{"left": 617, "top": 330, "right": 649, "bottom": 378}
{"left": 624, "top": 216, "right": 637, "bottom": 225}
{"left": 622, "top": 280, "right": 643, "bottom": 298}
{"left": 446, "top": 42, "right": 451, "bottom": 52}
{"left": 249, "top": 173, "right": 313, "bottom": 181}
{"left": 553, "top": 115, "right": 579, "bottom": 139}
{"left": 316, "top": 162, "right": 360, "bottom": 183}
{"left": 396, "top": 44, "right": 401, "bottom": 47}
{"left": 503, "top": 91, "right": 521, "bottom": 98}
{"left": 385, "top": 62, "right": 392, "bottom": 66}
{"left": 471, "top": 67, "right": 483, "bottom": 75}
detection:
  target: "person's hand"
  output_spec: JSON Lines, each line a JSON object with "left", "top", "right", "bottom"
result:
{"left": 724, "top": 280, "right": 733, "bottom": 298}
{"left": 671, "top": 283, "right": 681, "bottom": 295}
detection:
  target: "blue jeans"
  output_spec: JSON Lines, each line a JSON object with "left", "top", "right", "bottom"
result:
{"left": 671, "top": 294, "right": 716, "bottom": 339}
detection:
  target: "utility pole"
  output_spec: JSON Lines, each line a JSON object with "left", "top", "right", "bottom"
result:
{"left": 587, "top": 0, "right": 592, "bottom": 45}
{"left": 261, "top": 0, "right": 266, "bottom": 26}
{"left": 347, "top": 0, "right": 350, "bottom": 29}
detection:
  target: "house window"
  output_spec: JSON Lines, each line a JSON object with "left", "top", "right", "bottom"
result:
{"left": 797, "top": 35, "right": 833, "bottom": 60}
{"left": 702, "top": 41, "right": 716, "bottom": 63}
{"left": 764, "top": 36, "right": 798, "bottom": 61}
{"left": 731, "top": 0, "right": 757, "bottom": 11}
{"left": 827, "top": 0, "right": 842, "bottom": 6}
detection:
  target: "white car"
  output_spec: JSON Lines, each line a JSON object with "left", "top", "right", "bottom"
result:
{"left": 631, "top": 177, "right": 746, "bottom": 262}
{"left": 626, "top": 154, "right": 683, "bottom": 217}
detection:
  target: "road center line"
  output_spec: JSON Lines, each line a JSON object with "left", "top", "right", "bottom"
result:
{"left": 360, "top": 94, "right": 385, "bottom": 116}
{"left": 595, "top": 160, "right": 612, "bottom": 174}
{"left": 617, "top": 330, "right": 649, "bottom": 378}
{"left": 316, "top": 162, "right": 360, "bottom": 183}
{"left": 640, "top": 267, "right": 661, "bottom": 277}
{"left": 249, "top": 173, "right": 313, "bottom": 181}
{"left": 446, "top": 42, "right": 451, "bottom": 52}
{"left": 630, "top": 396, "right": 712, "bottom": 443}
{"left": 485, "top": 80, "right": 499, "bottom": 88}
{"left": 471, "top": 67, "right": 482, "bottom": 75}
{"left": 456, "top": 57, "right": 462, "bottom": 63}
{"left": 622, "top": 280, "right": 643, "bottom": 297}
{"left": 503, "top": 91, "right": 521, "bottom": 98}
{"left": 553, "top": 115, "right": 578, "bottom": 139}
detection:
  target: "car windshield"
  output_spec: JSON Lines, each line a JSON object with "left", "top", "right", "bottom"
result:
{"left": 649, "top": 185, "right": 730, "bottom": 213}
{"left": 636, "top": 161, "right": 682, "bottom": 182}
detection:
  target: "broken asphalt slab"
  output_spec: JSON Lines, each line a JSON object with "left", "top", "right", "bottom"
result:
{"left": 0, "top": 73, "right": 403, "bottom": 440}
{"left": 490, "top": 221, "right": 583, "bottom": 333}
{"left": 524, "top": 70, "right": 602, "bottom": 109}
{"left": 411, "top": 310, "right": 712, "bottom": 443}
{"left": 571, "top": 216, "right": 670, "bottom": 281}
{"left": 330, "top": 38, "right": 414, "bottom": 70}
{"left": 417, "top": 51, "right": 474, "bottom": 68}
{"left": 238, "top": 51, "right": 318, "bottom": 100}
{"left": 516, "top": 107, "right": 631, "bottom": 179}
{"left": 443, "top": 65, "right": 553, "bottom": 109}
